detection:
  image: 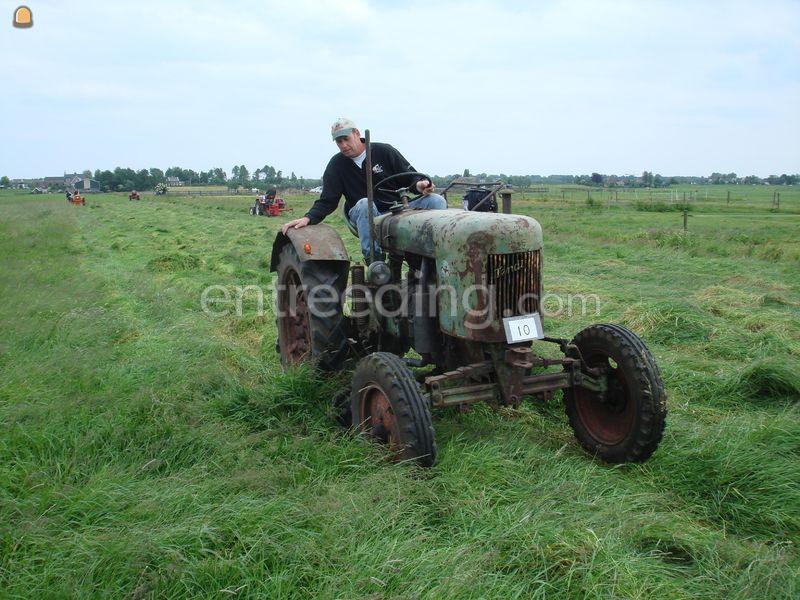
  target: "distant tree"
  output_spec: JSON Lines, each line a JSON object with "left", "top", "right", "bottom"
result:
{"left": 82, "top": 169, "right": 92, "bottom": 178}
{"left": 210, "top": 168, "right": 227, "bottom": 185}
{"left": 261, "top": 165, "right": 276, "bottom": 185}
{"left": 135, "top": 169, "right": 150, "bottom": 190}
{"left": 463, "top": 168, "right": 471, "bottom": 177}
{"left": 0, "top": 176, "right": 9, "bottom": 187}
{"left": 149, "top": 168, "right": 165, "bottom": 183}
{"left": 238, "top": 165, "right": 249, "bottom": 185}
{"left": 590, "top": 172, "right": 603, "bottom": 185}
{"left": 113, "top": 167, "right": 137, "bottom": 191}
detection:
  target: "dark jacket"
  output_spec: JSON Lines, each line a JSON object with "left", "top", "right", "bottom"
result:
{"left": 305, "top": 141, "right": 426, "bottom": 225}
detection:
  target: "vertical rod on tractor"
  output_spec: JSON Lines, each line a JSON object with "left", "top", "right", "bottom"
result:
{"left": 364, "top": 129, "right": 376, "bottom": 265}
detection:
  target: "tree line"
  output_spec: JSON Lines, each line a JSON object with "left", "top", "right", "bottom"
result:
{"left": 433, "top": 169, "right": 799, "bottom": 189}
{"left": 4, "top": 168, "right": 797, "bottom": 194}
{"left": 84, "top": 165, "right": 322, "bottom": 193}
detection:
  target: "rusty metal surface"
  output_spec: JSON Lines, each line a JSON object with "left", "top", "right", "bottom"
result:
{"left": 360, "top": 386, "right": 402, "bottom": 449}
{"left": 502, "top": 346, "right": 534, "bottom": 406}
{"left": 269, "top": 225, "right": 350, "bottom": 271}
{"left": 488, "top": 251, "right": 542, "bottom": 319}
{"left": 424, "top": 351, "right": 605, "bottom": 410}
{"left": 276, "top": 266, "right": 311, "bottom": 364}
{"left": 377, "top": 209, "right": 542, "bottom": 340}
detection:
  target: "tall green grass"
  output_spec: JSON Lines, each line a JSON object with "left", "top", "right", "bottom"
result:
{"left": 1, "top": 189, "right": 798, "bottom": 598}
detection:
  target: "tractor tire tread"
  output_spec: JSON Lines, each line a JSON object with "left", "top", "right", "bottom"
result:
{"left": 351, "top": 352, "right": 437, "bottom": 467}
{"left": 275, "top": 243, "right": 350, "bottom": 372}
{"left": 564, "top": 323, "right": 666, "bottom": 463}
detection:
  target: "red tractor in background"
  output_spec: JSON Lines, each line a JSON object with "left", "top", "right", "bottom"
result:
{"left": 250, "top": 188, "right": 293, "bottom": 217}
{"left": 66, "top": 191, "right": 85, "bottom": 205}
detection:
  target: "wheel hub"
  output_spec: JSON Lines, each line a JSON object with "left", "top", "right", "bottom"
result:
{"left": 574, "top": 357, "right": 635, "bottom": 445}
{"left": 278, "top": 269, "right": 311, "bottom": 363}
{"left": 362, "top": 387, "right": 399, "bottom": 448}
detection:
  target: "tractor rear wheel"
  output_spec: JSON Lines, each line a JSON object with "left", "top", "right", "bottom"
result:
{"left": 274, "top": 243, "right": 349, "bottom": 371}
{"left": 564, "top": 323, "right": 667, "bottom": 463}
{"left": 351, "top": 352, "right": 437, "bottom": 467}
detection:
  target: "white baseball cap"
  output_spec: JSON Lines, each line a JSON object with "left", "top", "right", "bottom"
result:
{"left": 331, "top": 117, "right": 357, "bottom": 140}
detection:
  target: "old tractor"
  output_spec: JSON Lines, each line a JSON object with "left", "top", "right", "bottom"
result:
{"left": 251, "top": 191, "right": 293, "bottom": 217}
{"left": 270, "top": 132, "right": 666, "bottom": 467}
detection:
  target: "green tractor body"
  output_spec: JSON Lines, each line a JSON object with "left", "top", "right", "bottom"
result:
{"left": 376, "top": 209, "right": 542, "bottom": 341}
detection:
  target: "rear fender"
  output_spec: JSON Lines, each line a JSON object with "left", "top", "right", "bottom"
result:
{"left": 270, "top": 224, "right": 350, "bottom": 271}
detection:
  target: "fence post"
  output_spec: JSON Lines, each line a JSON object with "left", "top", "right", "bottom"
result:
{"left": 727, "top": 190, "right": 730, "bottom": 204}
{"left": 683, "top": 207, "right": 688, "bottom": 232}
{"left": 500, "top": 190, "right": 513, "bottom": 214}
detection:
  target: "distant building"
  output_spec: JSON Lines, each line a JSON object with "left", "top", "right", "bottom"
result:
{"left": 166, "top": 176, "right": 183, "bottom": 187}
{"left": 39, "top": 176, "right": 67, "bottom": 189}
{"left": 64, "top": 173, "right": 82, "bottom": 187}
{"left": 72, "top": 177, "right": 100, "bottom": 192}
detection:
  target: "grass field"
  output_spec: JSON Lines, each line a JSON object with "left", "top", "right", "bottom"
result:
{"left": 1, "top": 186, "right": 798, "bottom": 598}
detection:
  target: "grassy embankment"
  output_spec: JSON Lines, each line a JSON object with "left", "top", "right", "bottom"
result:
{"left": 1, "top": 186, "right": 798, "bottom": 598}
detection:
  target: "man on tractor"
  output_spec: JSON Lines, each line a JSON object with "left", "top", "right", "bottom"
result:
{"left": 281, "top": 118, "right": 447, "bottom": 263}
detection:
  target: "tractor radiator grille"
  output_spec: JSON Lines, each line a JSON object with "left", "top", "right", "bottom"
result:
{"left": 487, "top": 250, "right": 542, "bottom": 318}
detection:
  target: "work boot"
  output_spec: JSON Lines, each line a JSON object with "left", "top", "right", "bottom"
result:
{"left": 364, "top": 253, "right": 386, "bottom": 266}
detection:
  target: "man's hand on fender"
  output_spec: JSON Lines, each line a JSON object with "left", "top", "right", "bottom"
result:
{"left": 281, "top": 216, "right": 310, "bottom": 235}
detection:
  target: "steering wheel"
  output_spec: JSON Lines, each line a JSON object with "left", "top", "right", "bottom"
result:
{"left": 373, "top": 171, "right": 433, "bottom": 197}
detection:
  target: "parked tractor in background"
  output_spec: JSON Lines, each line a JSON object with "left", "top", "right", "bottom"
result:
{"left": 270, "top": 131, "right": 667, "bottom": 467}
{"left": 251, "top": 190, "right": 293, "bottom": 217}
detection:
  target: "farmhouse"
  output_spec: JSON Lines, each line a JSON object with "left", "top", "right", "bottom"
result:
{"left": 166, "top": 176, "right": 184, "bottom": 187}
{"left": 72, "top": 177, "right": 100, "bottom": 192}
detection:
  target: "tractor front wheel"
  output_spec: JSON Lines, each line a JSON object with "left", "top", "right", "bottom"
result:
{"left": 351, "top": 352, "right": 437, "bottom": 467}
{"left": 564, "top": 324, "right": 666, "bottom": 463}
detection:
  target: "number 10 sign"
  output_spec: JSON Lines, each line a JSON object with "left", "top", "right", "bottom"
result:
{"left": 502, "top": 312, "right": 544, "bottom": 343}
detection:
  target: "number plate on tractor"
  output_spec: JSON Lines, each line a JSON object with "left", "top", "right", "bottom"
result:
{"left": 503, "top": 313, "right": 544, "bottom": 343}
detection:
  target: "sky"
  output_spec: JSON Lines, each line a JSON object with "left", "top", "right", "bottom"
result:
{"left": 2, "top": 0, "right": 799, "bottom": 179}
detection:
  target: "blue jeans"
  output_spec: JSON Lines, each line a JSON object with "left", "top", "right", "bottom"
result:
{"left": 348, "top": 193, "right": 447, "bottom": 262}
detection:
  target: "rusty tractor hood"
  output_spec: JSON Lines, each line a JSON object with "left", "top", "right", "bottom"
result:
{"left": 377, "top": 209, "right": 542, "bottom": 259}
{"left": 377, "top": 209, "right": 544, "bottom": 342}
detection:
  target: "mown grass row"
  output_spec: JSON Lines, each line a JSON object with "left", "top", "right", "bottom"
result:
{"left": 0, "top": 190, "right": 797, "bottom": 598}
